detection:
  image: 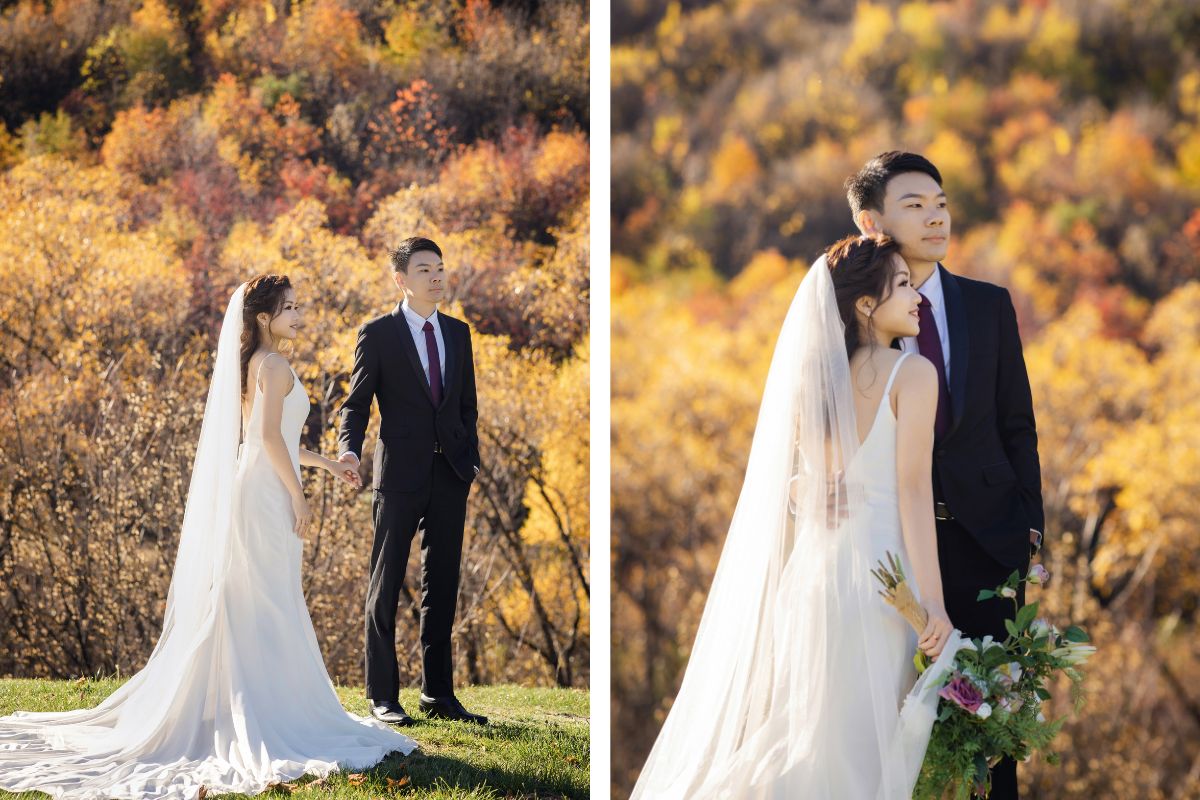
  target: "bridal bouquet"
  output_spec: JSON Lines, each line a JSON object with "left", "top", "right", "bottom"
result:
{"left": 872, "top": 553, "right": 1095, "bottom": 800}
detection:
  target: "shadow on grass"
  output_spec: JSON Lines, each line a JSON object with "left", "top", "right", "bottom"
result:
{"left": 363, "top": 747, "right": 583, "bottom": 798}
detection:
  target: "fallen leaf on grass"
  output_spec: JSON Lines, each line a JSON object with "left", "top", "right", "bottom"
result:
{"left": 346, "top": 773, "right": 367, "bottom": 787}
{"left": 385, "top": 775, "right": 410, "bottom": 790}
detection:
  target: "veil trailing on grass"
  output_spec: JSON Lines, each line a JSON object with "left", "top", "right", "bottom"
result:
{"left": 0, "top": 284, "right": 249, "bottom": 783}
{"left": 630, "top": 255, "right": 961, "bottom": 799}
{"left": 0, "top": 282, "right": 418, "bottom": 799}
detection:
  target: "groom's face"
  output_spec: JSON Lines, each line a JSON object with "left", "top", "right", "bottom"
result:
{"left": 868, "top": 172, "right": 950, "bottom": 267}
{"left": 394, "top": 249, "right": 447, "bottom": 305}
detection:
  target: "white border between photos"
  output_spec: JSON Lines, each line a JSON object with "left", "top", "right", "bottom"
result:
{"left": 588, "top": 0, "right": 612, "bottom": 797}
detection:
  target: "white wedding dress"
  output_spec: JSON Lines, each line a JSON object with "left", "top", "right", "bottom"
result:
{"left": 0, "top": 286, "right": 417, "bottom": 800}
{"left": 631, "top": 260, "right": 964, "bottom": 799}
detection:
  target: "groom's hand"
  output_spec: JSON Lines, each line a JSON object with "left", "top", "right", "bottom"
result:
{"left": 336, "top": 452, "right": 362, "bottom": 489}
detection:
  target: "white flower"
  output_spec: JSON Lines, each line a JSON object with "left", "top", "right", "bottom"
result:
{"left": 1050, "top": 643, "right": 1097, "bottom": 665}
{"left": 995, "top": 661, "right": 1023, "bottom": 687}
{"left": 979, "top": 635, "right": 1003, "bottom": 653}
{"left": 1000, "top": 587, "right": 1017, "bottom": 599}
{"left": 976, "top": 703, "right": 993, "bottom": 719}
{"left": 1036, "top": 711, "right": 1046, "bottom": 724}
{"left": 1030, "top": 618, "right": 1052, "bottom": 639}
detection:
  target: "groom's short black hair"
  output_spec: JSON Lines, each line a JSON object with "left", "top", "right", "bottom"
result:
{"left": 389, "top": 237, "right": 443, "bottom": 273}
{"left": 844, "top": 152, "right": 943, "bottom": 218}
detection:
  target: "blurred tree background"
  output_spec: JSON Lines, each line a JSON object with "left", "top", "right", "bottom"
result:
{"left": 611, "top": 0, "right": 1200, "bottom": 797}
{"left": 0, "top": 0, "right": 589, "bottom": 692}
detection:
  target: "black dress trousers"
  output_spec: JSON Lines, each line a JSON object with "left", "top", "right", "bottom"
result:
{"left": 364, "top": 452, "right": 470, "bottom": 701}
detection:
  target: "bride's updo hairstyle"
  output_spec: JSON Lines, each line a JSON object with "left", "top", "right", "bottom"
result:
{"left": 825, "top": 234, "right": 902, "bottom": 358}
{"left": 239, "top": 274, "right": 293, "bottom": 398}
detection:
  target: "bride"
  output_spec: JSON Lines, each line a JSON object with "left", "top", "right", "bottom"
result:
{"left": 0, "top": 275, "right": 418, "bottom": 799}
{"left": 631, "top": 235, "right": 967, "bottom": 799}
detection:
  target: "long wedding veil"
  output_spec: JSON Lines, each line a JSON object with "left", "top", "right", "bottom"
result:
{"left": 0, "top": 284, "right": 249, "bottom": 773}
{"left": 630, "top": 256, "right": 960, "bottom": 799}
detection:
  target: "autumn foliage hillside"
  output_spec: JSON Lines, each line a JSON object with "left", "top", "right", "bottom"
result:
{"left": 611, "top": 1, "right": 1200, "bottom": 797}
{"left": 0, "top": 0, "right": 589, "bottom": 692}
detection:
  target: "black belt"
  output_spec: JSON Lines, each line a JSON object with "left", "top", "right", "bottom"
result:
{"left": 934, "top": 502, "right": 954, "bottom": 521}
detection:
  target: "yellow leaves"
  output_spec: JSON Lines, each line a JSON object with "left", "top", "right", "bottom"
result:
{"left": 0, "top": 157, "right": 187, "bottom": 365}
{"left": 383, "top": 5, "right": 446, "bottom": 66}
{"left": 728, "top": 250, "right": 790, "bottom": 304}
{"left": 897, "top": 2, "right": 944, "bottom": 53}
{"left": 530, "top": 130, "right": 590, "bottom": 193}
{"left": 1074, "top": 112, "right": 1160, "bottom": 201}
{"left": 843, "top": 1, "right": 894, "bottom": 76}
{"left": 1025, "top": 5, "right": 1081, "bottom": 74}
{"left": 1175, "top": 128, "right": 1200, "bottom": 187}
{"left": 1143, "top": 282, "right": 1200, "bottom": 352}
{"left": 980, "top": 3, "right": 1037, "bottom": 44}
{"left": 708, "top": 134, "right": 760, "bottom": 199}
{"left": 130, "top": 0, "right": 186, "bottom": 47}
{"left": 924, "top": 129, "right": 984, "bottom": 205}
{"left": 651, "top": 114, "right": 684, "bottom": 161}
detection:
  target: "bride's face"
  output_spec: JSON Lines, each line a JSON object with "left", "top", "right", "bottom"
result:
{"left": 859, "top": 256, "right": 921, "bottom": 341}
{"left": 263, "top": 288, "right": 304, "bottom": 343}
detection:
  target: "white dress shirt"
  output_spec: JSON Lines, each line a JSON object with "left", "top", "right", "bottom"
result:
{"left": 400, "top": 299, "right": 445, "bottom": 385}
{"left": 339, "top": 301, "right": 446, "bottom": 463}
{"left": 899, "top": 265, "right": 951, "bottom": 381}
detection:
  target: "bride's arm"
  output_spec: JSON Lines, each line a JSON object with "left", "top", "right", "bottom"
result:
{"left": 894, "top": 356, "right": 946, "bottom": 615}
{"left": 297, "top": 447, "right": 359, "bottom": 486}
{"left": 299, "top": 448, "right": 335, "bottom": 471}
{"left": 258, "top": 357, "right": 308, "bottom": 502}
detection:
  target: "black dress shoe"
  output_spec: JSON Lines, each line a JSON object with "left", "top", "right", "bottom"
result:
{"left": 418, "top": 694, "right": 488, "bottom": 725}
{"left": 369, "top": 699, "right": 415, "bottom": 726}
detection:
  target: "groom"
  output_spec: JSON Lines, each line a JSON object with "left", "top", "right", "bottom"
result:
{"left": 846, "top": 152, "right": 1044, "bottom": 799}
{"left": 336, "top": 236, "right": 486, "bottom": 726}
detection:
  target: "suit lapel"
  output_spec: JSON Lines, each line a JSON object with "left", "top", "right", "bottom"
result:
{"left": 390, "top": 306, "right": 436, "bottom": 406}
{"left": 436, "top": 314, "right": 456, "bottom": 410}
{"left": 938, "top": 264, "right": 969, "bottom": 438}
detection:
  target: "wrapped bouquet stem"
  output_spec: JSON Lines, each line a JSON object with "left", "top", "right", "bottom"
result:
{"left": 871, "top": 551, "right": 928, "bottom": 634}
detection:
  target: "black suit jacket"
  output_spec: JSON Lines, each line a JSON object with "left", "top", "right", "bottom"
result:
{"left": 910, "top": 265, "right": 1044, "bottom": 569}
{"left": 337, "top": 305, "right": 480, "bottom": 491}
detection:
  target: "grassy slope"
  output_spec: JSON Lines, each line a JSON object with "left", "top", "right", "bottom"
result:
{"left": 0, "top": 680, "right": 588, "bottom": 800}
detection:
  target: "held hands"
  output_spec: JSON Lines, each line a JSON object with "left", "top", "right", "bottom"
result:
{"left": 918, "top": 606, "right": 954, "bottom": 659}
{"left": 290, "top": 491, "right": 312, "bottom": 540}
{"left": 332, "top": 453, "right": 362, "bottom": 489}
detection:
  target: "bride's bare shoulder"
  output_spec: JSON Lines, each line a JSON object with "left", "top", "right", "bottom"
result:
{"left": 894, "top": 353, "right": 938, "bottom": 395}
{"left": 253, "top": 351, "right": 294, "bottom": 395}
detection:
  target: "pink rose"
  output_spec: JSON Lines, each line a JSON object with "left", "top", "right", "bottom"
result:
{"left": 1029, "top": 564, "right": 1050, "bottom": 585}
{"left": 938, "top": 674, "right": 984, "bottom": 714}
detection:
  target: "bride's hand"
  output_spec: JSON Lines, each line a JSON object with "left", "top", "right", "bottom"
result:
{"left": 918, "top": 607, "right": 954, "bottom": 659}
{"left": 290, "top": 491, "right": 313, "bottom": 540}
{"left": 326, "top": 456, "right": 362, "bottom": 489}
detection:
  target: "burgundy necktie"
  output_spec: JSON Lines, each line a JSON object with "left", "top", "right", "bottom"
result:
{"left": 916, "top": 293, "right": 951, "bottom": 438}
{"left": 422, "top": 320, "right": 443, "bottom": 407}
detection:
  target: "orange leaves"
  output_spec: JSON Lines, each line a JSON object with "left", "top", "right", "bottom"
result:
{"left": 202, "top": 73, "right": 320, "bottom": 192}
{"left": 365, "top": 79, "right": 456, "bottom": 168}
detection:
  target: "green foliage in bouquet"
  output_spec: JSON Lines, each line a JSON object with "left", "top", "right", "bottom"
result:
{"left": 911, "top": 568, "right": 1094, "bottom": 800}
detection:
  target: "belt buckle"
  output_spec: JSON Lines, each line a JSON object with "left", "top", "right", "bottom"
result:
{"left": 934, "top": 502, "right": 952, "bottom": 521}
{"left": 433, "top": 442, "right": 443, "bottom": 453}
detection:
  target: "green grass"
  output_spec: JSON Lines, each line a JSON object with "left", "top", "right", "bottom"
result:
{"left": 0, "top": 679, "right": 589, "bottom": 799}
